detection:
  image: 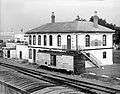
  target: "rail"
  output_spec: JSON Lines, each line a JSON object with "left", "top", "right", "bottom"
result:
{"left": 0, "top": 63, "right": 119, "bottom": 94}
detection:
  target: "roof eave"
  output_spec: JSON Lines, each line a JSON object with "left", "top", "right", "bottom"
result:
{"left": 25, "top": 30, "right": 115, "bottom": 34}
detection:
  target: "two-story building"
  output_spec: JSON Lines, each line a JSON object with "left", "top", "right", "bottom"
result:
{"left": 17, "top": 12, "right": 114, "bottom": 74}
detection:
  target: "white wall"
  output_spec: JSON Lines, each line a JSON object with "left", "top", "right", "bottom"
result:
{"left": 10, "top": 50, "right": 17, "bottom": 58}
{"left": 36, "top": 52, "right": 74, "bottom": 71}
{"left": 37, "top": 52, "right": 50, "bottom": 65}
{"left": 85, "top": 49, "right": 113, "bottom": 67}
{"left": 28, "top": 33, "right": 77, "bottom": 50}
{"left": 77, "top": 33, "right": 113, "bottom": 50}
{"left": 6, "top": 43, "right": 16, "bottom": 48}
{"left": 28, "top": 33, "right": 113, "bottom": 50}
{"left": 14, "top": 34, "right": 28, "bottom": 43}
{"left": 16, "top": 45, "right": 29, "bottom": 60}
{"left": 3, "top": 49, "right": 17, "bottom": 58}
{"left": 27, "top": 33, "right": 113, "bottom": 67}
{"left": 56, "top": 55, "right": 73, "bottom": 71}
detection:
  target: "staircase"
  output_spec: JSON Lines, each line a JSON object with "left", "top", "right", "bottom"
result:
{"left": 78, "top": 50, "right": 103, "bottom": 69}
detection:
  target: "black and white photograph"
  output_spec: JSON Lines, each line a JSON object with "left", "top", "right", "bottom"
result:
{"left": 0, "top": 0, "right": 120, "bottom": 94}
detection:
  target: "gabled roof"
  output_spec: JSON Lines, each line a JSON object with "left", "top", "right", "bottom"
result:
{"left": 26, "top": 21, "right": 115, "bottom": 34}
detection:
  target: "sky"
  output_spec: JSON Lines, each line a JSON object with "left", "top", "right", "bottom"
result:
{"left": 1, "top": 0, "right": 120, "bottom": 35}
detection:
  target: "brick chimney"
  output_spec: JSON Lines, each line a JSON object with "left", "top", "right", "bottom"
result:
{"left": 93, "top": 11, "right": 99, "bottom": 28}
{"left": 51, "top": 12, "right": 55, "bottom": 23}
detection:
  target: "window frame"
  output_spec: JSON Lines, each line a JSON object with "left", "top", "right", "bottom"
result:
{"left": 33, "top": 35, "right": 36, "bottom": 45}
{"left": 50, "top": 54, "right": 56, "bottom": 66}
{"left": 103, "top": 35, "right": 106, "bottom": 46}
{"left": 85, "top": 35, "right": 90, "bottom": 47}
{"left": 29, "top": 49, "right": 32, "bottom": 59}
{"left": 57, "top": 35, "right": 61, "bottom": 46}
{"left": 49, "top": 35, "right": 53, "bottom": 46}
{"left": 44, "top": 35, "right": 47, "bottom": 46}
{"left": 103, "top": 51, "right": 106, "bottom": 59}
{"left": 29, "top": 35, "right": 32, "bottom": 45}
{"left": 38, "top": 35, "right": 41, "bottom": 45}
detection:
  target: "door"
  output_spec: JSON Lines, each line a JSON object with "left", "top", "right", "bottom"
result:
{"left": 67, "top": 35, "right": 71, "bottom": 49}
{"left": 33, "top": 49, "right": 36, "bottom": 62}
{"left": 7, "top": 50, "right": 10, "bottom": 58}
{"left": 20, "top": 51, "right": 22, "bottom": 59}
{"left": 50, "top": 55, "right": 56, "bottom": 66}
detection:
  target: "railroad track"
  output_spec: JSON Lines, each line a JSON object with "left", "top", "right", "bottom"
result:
{"left": 0, "top": 62, "right": 120, "bottom": 94}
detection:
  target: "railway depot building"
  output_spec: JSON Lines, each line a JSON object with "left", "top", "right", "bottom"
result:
{"left": 18, "top": 12, "right": 114, "bottom": 74}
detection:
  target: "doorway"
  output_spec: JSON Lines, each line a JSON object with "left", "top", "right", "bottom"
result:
{"left": 20, "top": 51, "right": 22, "bottom": 59}
{"left": 7, "top": 50, "right": 10, "bottom": 58}
{"left": 67, "top": 35, "right": 71, "bottom": 49}
{"left": 33, "top": 49, "right": 36, "bottom": 62}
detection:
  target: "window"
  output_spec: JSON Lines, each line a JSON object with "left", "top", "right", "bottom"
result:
{"left": 57, "top": 35, "right": 61, "bottom": 46}
{"left": 44, "top": 35, "right": 47, "bottom": 46}
{"left": 29, "top": 49, "right": 32, "bottom": 59}
{"left": 50, "top": 55, "right": 56, "bottom": 66}
{"left": 29, "top": 35, "right": 32, "bottom": 45}
{"left": 20, "top": 51, "right": 22, "bottom": 59}
{"left": 67, "top": 35, "right": 71, "bottom": 49}
{"left": 33, "top": 35, "right": 36, "bottom": 45}
{"left": 49, "top": 35, "right": 52, "bottom": 46}
{"left": 85, "top": 35, "right": 90, "bottom": 47}
{"left": 38, "top": 35, "right": 41, "bottom": 45}
{"left": 103, "top": 51, "right": 106, "bottom": 59}
{"left": 103, "top": 35, "right": 106, "bottom": 46}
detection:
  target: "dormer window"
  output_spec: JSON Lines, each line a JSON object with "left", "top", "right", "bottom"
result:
{"left": 85, "top": 35, "right": 90, "bottom": 47}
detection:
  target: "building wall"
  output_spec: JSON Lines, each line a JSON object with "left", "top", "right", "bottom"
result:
{"left": 16, "top": 45, "right": 29, "bottom": 60}
{"left": 27, "top": 32, "right": 113, "bottom": 67}
{"left": 6, "top": 43, "right": 16, "bottom": 48}
{"left": 10, "top": 50, "right": 17, "bottom": 58}
{"left": 85, "top": 49, "right": 113, "bottom": 67}
{"left": 36, "top": 52, "right": 74, "bottom": 71}
{"left": 28, "top": 33, "right": 77, "bottom": 50}
{"left": 56, "top": 55, "right": 73, "bottom": 71}
{"left": 28, "top": 33, "right": 113, "bottom": 50}
{"left": 3, "top": 49, "right": 7, "bottom": 58}
{"left": 14, "top": 34, "right": 28, "bottom": 42}
{"left": 77, "top": 33, "right": 113, "bottom": 50}
{"left": 3, "top": 49, "right": 17, "bottom": 58}
{"left": 37, "top": 52, "right": 50, "bottom": 65}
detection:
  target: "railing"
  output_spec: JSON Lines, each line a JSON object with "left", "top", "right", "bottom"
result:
{"left": 80, "top": 51, "right": 101, "bottom": 68}
{"left": 90, "top": 53, "right": 102, "bottom": 66}
{"left": 78, "top": 47, "right": 102, "bottom": 68}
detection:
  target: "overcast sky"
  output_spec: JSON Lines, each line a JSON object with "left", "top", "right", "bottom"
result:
{"left": 1, "top": 0, "right": 120, "bottom": 34}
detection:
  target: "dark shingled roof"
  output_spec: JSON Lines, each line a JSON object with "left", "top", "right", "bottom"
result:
{"left": 26, "top": 21, "right": 115, "bottom": 34}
